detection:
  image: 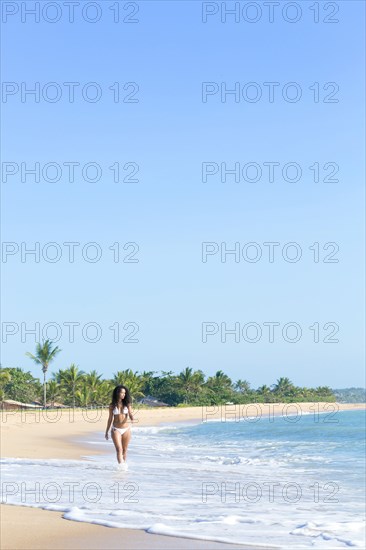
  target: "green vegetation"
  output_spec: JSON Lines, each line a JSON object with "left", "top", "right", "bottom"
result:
{"left": 25, "top": 339, "right": 61, "bottom": 406}
{"left": 1, "top": 342, "right": 355, "bottom": 407}
{"left": 0, "top": 367, "right": 42, "bottom": 403}
{"left": 1, "top": 344, "right": 339, "bottom": 407}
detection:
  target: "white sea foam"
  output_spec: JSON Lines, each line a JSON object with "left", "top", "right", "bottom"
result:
{"left": 131, "top": 425, "right": 178, "bottom": 434}
{"left": 1, "top": 412, "right": 365, "bottom": 548}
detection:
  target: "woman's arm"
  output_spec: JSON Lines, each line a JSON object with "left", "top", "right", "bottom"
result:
{"left": 105, "top": 405, "right": 113, "bottom": 439}
{"left": 128, "top": 404, "right": 134, "bottom": 422}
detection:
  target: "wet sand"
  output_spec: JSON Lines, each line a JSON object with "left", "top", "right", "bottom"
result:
{"left": 1, "top": 402, "right": 364, "bottom": 549}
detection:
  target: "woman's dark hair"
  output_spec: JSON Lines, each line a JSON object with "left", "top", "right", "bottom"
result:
{"left": 111, "top": 385, "right": 131, "bottom": 408}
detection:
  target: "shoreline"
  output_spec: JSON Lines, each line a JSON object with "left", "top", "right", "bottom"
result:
{"left": 2, "top": 402, "right": 364, "bottom": 460}
{"left": 1, "top": 505, "right": 267, "bottom": 550}
{"left": 1, "top": 403, "right": 365, "bottom": 550}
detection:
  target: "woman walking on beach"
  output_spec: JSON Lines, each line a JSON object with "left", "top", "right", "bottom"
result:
{"left": 105, "top": 385, "right": 134, "bottom": 465}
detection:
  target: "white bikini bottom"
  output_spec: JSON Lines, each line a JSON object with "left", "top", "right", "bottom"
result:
{"left": 112, "top": 425, "right": 130, "bottom": 436}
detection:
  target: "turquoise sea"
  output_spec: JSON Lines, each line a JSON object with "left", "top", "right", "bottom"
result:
{"left": 1, "top": 409, "right": 365, "bottom": 548}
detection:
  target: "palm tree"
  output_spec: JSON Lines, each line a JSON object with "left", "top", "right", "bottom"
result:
{"left": 75, "top": 383, "right": 91, "bottom": 407}
{"left": 113, "top": 369, "right": 145, "bottom": 401}
{"left": 271, "top": 377, "right": 294, "bottom": 400}
{"left": 84, "top": 370, "right": 103, "bottom": 405}
{"left": 94, "top": 380, "right": 113, "bottom": 406}
{"left": 140, "top": 370, "right": 157, "bottom": 395}
{"left": 315, "top": 386, "right": 335, "bottom": 400}
{"left": 205, "top": 370, "right": 233, "bottom": 403}
{"left": 60, "top": 364, "right": 85, "bottom": 408}
{"left": 26, "top": 340, "right": 61, "bottom": 407}
{"left": 51, "top": 369, "right": 64, "bottom": 383}
{"left": 297, "top": 386, "right": 312, "bottom": 401}
{"left": 177, "top": 367, "right": 205, "bottom": 403}
{"left": 257, "top": 384, "right": 272, "bottom": 402}
{"left": 161, "top": 370, "right": 174, "bottom": 378}
{"left": 46, "top": 380, "right": 62, "bottom": 407}
{"left": 206, "top": 370, "right": 232, "bottom": 390}
{"left": 234, "top": 379, "right": 251, "bottom": 393}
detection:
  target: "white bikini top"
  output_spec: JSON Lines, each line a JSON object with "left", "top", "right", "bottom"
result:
{"left": 113, "top": 405, "right": 128, "bottom": 415}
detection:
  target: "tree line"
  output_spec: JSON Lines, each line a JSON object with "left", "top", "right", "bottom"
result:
{"left": 0, "top": 340, "right": 336, "bottom": 407}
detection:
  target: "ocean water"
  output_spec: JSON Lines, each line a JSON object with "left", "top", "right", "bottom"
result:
{"left": 1, "top": 410, "right": 365, "bottom": 548}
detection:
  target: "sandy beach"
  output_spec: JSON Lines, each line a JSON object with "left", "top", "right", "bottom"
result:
{"left": 1, "top": 402, "right": 364, "bottom": 550}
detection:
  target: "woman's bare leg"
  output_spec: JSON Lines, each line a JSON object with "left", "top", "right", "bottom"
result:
{"left": 122, "top": 429, "right": 131, "bottom": 462}
{"left": 111, "top": 429, "right": 123, "bottom": 463}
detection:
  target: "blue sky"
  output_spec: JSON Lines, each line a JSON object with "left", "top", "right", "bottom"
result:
{"left": 1, "top": 1, "right": 365, "bottom": 388}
